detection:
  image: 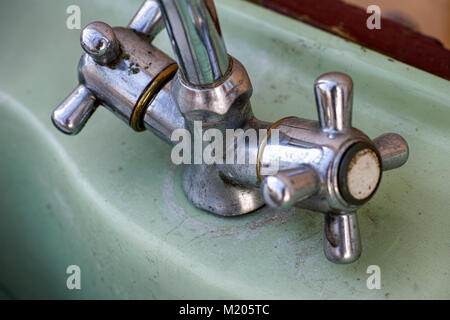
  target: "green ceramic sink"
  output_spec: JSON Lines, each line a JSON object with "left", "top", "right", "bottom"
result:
{"left": 0, "top": 0, "right": 449, "bottom": 299}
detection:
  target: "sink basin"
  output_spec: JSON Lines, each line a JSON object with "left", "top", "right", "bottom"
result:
{"left": 0, "top": 0, "right": 449, "bottom": 299}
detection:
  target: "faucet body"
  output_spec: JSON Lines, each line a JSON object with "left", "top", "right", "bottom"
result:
{"left": 51, "top": 0, "right": 409, "bottom": 264}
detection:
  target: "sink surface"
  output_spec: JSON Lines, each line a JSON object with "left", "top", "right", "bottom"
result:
{"left": 0, "top": 0, "right": 449, "bottom": 299}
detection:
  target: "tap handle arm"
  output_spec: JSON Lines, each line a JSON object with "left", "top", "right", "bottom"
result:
{"left": 314, "top": 72, "right": 353, "bottom": 132}
{"left": 51, "top": 84, "right": 98, "bottom": 135}
{"left": 374, "top": 133, "right": 409, "bottom": 171}
{"left": 261, "top": 166, "right": 320, "bottom": 210}
{"left": 323, "top": 213, "right": 362, "bottom": 264}
{"left": 128, "top": 0, "right": 164, "bottom": 40}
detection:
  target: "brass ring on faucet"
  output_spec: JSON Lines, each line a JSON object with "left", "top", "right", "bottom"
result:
{"left": 256, "top": 116, "right": 297, "bottom": 182}
{"left": 130, "top": 63, "right": 179, "bottom": 131}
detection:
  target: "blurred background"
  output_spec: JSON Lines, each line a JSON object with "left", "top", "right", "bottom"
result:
{"left": 345, "top": 0, "right": 450, "bottom": 48}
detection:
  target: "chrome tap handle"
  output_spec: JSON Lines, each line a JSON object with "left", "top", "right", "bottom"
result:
{"left": 261, "top": 166, "right": 320, "bottom": 210}
{"left": 374, "top": 133, "right": 409, "bottom": 171}
{"left": 52, "top": 22, "right": 120, "bottom": 135}
{"left": 52, "top": 3, "right": 168, "bottom": 136}
{"left": 51, "top": 85, "right": 98, "bottom": 135}
{"left": 262, "top": 166, "right": 363, "bottom": 264}
{"left": 314, "top": 72, "right": 353, "bottom": 132}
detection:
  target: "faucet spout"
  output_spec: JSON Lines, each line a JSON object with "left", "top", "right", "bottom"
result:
{"left": 157, "top": 0, "right": 230, "bottom": 85}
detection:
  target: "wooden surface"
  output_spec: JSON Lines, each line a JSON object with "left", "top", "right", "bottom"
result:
{"left": 346, "top": 0, "right": 450, "bottom": 49}
{"left": 249, "top": 0, "right": 450, "bottom": 81}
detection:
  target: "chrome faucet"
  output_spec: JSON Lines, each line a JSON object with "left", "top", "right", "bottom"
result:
{"left": 52, "top": 0, "right": 409, "bottom": 264}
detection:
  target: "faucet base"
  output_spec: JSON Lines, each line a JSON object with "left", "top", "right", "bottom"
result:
{"left": 182, "top": 165, "right": 264, "bottom": 216}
